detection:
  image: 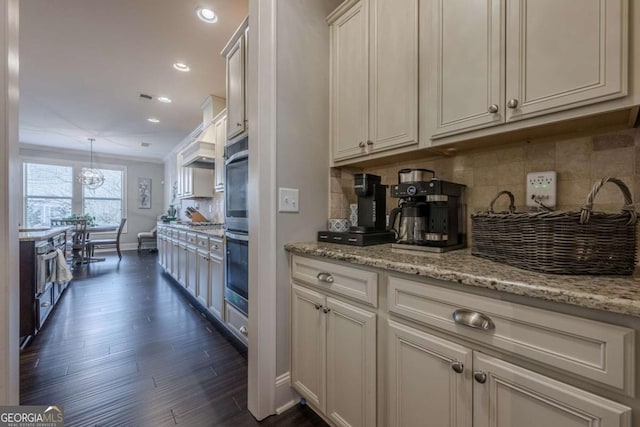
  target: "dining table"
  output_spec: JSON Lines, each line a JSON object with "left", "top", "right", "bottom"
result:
{"left": 74, "top": 224, "right": 119, "bottom": 263}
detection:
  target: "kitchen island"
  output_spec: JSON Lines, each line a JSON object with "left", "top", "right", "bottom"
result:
{"left": 285, "top": 241, "right": 640, "bottom": 427}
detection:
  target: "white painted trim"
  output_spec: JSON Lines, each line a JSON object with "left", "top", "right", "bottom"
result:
{"left": 274, "top": 372, "right": 299, "bottom": 415}
{"left": 91, "top": 243, "right": 139, "bottom": 253}
{"left": 247, "top": 0, "right": 277, "bottom": 420}
{"left": 20, "top": 143, "right": 165, "bottom": 165}
{"left": 0, "top": 0, "right": 20, "bottom": 405}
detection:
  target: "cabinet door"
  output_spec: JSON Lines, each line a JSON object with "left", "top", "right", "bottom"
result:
{"left": 186, "top": 246, "right": 198, "bottom": 296}
{"left": 368, "top": 0, "right": 418, "bottom": 152}
{"left": 330, "top": 0, "right": 369, "bottom": 161}
{"left": 208, "top": 255, "right": 224, "bottom": 320}
{"left": 215, "top": 116, "right": 227, "bottom": 192}
{"left": 196, "top": 251, "right": 209, "bottom": 307}
{"left": 158, "top": 236, "right": 165, "bottom": 268}
{"left": 387, "top": 320, "right": 472, "bottom": 427}
{"left": 291, "top": 285, "right": 327, "bottom": 412}
{"left": 177, "top": 244, "right": 187, "bottom": 286}
{"left": 325, "top": 297, "right": 376, "bottom": 427}
{"left": 473, "top": 353, "right": 631, "bottom": 427}
{"left": 227, "top": 36, "right": 246, "bottom": 139}
{"left": 170, "top": 241, "right": 180, "bottom": 278}
{"left": 176, "top": 154, "right": 183, "bottom": 197}
{"left": 427, "top": 0, "right": 504, "bottom": 139}
{"left": 505, "top": 0, "right": 627, "bottom": 122}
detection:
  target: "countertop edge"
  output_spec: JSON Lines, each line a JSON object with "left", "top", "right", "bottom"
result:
{"left": 284, "top": 242, "right": 640, "bottom": 319}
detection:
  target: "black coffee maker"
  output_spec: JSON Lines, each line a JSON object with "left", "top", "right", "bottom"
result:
{"left": 318, "top": 173, "right": 395, "bottom": 246}
{"left": 390, "top": 168, "right": 467, "bottom": 252}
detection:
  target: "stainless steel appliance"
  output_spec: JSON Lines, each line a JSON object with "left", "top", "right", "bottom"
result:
{"left": 225, "top": 230, "right": 248, "bottom": 316}
{"left": 390, "top": 169, "right": 467, "bottom": 252}
{"left": 225, "top": 136, "right": 248, "bottom": 232}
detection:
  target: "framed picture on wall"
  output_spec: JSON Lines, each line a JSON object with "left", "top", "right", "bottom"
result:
{"left": 138, "top": 177, "right": 151, "bottom": 209}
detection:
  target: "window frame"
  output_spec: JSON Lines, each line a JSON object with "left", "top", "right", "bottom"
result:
{"left": 21, "top": 157, "right": 128, "bottom": 233}
{"left": 81, "top": 166, "right": 127, "bottom": 231}
{"left": 23, "top": 161, "right": 74, "bottom": 229}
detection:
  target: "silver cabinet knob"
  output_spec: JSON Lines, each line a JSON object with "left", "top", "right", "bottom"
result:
{"left": 474, "top": 371, "right": 487, "bottom": 384}
{"left": 358, "top": 141, "right": 365, "bottom": 148}
{"left": 366, "top": 140, "right": 373, "bottom": 146}
{"left": 236, "top": 122, "right": 242, "bottom": 127}
{"left": 314, "top": 303, "right": 322, "bottom": 310}
{"left": 507, "top": 99, "right": 519, "bottom": 109}
{"left": 239, "top": 326, "right": 248, "bottom": 336}
{"left": 323, "top": 307, "right": 331, "bottom": 314}
{"left": 488, "top": 104, "right": 499, "bottom": 113}
{"left": 451, "top": 361, "right": 464, "bottom": 374}
{"left": 316, "top": 272, "right": 335, "bottom": 283}
{"left": 452, "top": 309, "right": 495, "bottom": 330}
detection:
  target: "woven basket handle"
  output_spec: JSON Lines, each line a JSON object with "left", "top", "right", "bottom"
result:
{"left": 580, "top": 177, "right": 637, "bottom": 225}
{"left": 489, "top": 191, "right": 516, "bottom": 214}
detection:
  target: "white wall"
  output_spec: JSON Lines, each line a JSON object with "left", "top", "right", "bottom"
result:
{"left": 20, "top": 144, "right": 164, "bottom": 245}
{"left": 274, "top": 0, "right": 339, "bottom": 376}
{"left": 0, "top": 0, "right": 20, "bottom": 404}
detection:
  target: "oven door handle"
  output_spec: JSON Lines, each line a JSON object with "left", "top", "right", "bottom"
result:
{"left": 225, "top": 150, "right": 249, "bottom": 165}
{"left": 225, "top": 231, "right": 249, "bottom": 242}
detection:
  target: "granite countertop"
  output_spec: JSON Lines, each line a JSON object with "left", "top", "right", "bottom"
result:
{"left": 159, "top": 222, "right": 225, "bottom": 238}
{"left": 19, "top": 226, "right": 72, "bottom": 242}
{"left": 284, "top": 242, "right": 640, "bottom": 319}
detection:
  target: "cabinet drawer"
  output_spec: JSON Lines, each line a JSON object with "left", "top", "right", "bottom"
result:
{"left": 387, "top": 275, "right": 635, "bottom": 394}
{"left": 209, "top": 238, "right": 223, "bottom": 259}
{"left": 291, "top": 255, "right": 378, "bottom": 307}
{"left": 186, "top": 232, "right": 197, "bottom": 245}
{"left": 225, "top": 303, "right": 248, "bottom": 346}
{"left": 196, "top": 235, "right": 209, "bottom": 250}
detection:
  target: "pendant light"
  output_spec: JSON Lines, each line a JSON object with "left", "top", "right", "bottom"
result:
{"left": 78, "top": 138, "right": 105, "bottom": 190}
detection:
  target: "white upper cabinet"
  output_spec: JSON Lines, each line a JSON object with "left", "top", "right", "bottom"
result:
{"left": 427, "top": 0, "right": 628, "bottom": 139}
{"left": 214, "top": 111, "right": 227, "bottom": 192}
{"left": 505, "top": 0, "right": 627, "bottom": 122}
{"left": 329, "top": 0, "right": 418, "bottom": 162}
{"left": 223, "top": 17, "right": 248, "bottom": 140}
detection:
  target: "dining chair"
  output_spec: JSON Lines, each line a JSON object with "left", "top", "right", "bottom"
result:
{"left": 70, "top": 219, "right": 89, "bottom": 266}
{"left": 87, "top": 218, "right": 127, "bottom": 260}
{"left": 137, "top": 226, "right": 157, "bottom": 252}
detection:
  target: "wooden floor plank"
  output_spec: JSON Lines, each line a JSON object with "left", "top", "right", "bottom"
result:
{"left": 20, "top": 252, "right": 326, "bottom": 426}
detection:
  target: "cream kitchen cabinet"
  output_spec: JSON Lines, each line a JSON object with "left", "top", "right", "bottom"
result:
{"left": 426, "top": 0, "right": 628, "bottom": 139}
{"left": 207, "top": 237, "right": 224, "bottom": 320}
{"left": 291, "top": 284, "right": 376, "bottom": 427}
{"left": 388, "top": 320, "right": 631, "bottom": 427}
{"left": 196, "top": 249, "right": 209, "bottom": 308}
{"left": 213, "top": 110, "right": 227, "bottom": 192}
{"left": 328, "top": 0, "right": 418, "bottom": 162}
{"left": 223, "top": 18, "right": 248, "bottom": 140}
{"left": 176, "top": 153, "right": 214, "bottom": 199}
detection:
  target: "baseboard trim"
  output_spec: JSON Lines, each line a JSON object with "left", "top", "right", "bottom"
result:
{"left": 275, "top": 372, "right": 299, "bottom": 415}
{"left": 92, "top": 243, "right": 139, "bottom": 252}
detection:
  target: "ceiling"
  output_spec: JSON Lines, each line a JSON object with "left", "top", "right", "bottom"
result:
{"left": 19, "top": 0, "right": 248, "bottom": 161}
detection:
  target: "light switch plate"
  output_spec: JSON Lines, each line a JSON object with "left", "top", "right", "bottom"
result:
{"left": 526, "top": 171, "right": 557, "bottom": 208}
{"left": 279, "top": 188, "right": 299, "bottom": 213}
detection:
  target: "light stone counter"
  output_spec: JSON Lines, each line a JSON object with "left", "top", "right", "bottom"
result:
{"left": 285, "top": 242, "right": 640, "bottom": 319}
{"left": 19, "top": 226, "right": 72, "bottom": 242}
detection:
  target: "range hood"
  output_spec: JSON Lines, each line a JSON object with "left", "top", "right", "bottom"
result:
{"left": 181, "top": 125, "right": 216, "bottom": 169}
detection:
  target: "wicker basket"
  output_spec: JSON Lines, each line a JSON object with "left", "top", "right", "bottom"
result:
{"left": 471, "top": 177, "right": 638, "bottom": 275}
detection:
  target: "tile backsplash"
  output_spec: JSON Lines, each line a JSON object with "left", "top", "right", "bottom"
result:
{"left": 178, "top": 192, "right": 225, "bottom": 223}
{"left": 330, "top": 128, "right": 640, "bottom": 242}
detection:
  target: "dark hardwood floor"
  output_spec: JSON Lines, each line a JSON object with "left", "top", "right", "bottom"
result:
{"left": 20, "top": 252, "right": 326, "bottom": 427}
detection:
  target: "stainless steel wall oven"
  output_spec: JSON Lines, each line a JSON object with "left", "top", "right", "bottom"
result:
{"left": 224, "top": 230, "right": 248, "bottom": 316}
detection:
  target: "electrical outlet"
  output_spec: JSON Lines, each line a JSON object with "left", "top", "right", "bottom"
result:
{"left": 526, "top": 171, "right": 557, "bottom": 208}
{"left": 279, "top": 188, "right": 299, "bottom": 213}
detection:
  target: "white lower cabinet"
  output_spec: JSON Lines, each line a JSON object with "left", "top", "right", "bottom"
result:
{"left": 207, "top": 253, "right": 224, "bottom": 320}
{"left": 387, "top": 320, "right": 632, "bottom": 427}
{"left": 196, "top": 249, "right": 209, "bottom": 307}
{"left": 387, "top": 320, "right": 472, "bottom": 427}
{"left": 291, "top": 284, "right": 376, "bottom": 427}
{"left": 185, "top": 245, "right": 197, "bottom": 296}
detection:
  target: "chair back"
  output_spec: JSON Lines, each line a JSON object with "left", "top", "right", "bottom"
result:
{"left": 50, "top": 219, "right": 65, "bottom": 226}
{"left": 71, "top": 219, "right": 88, "bottom": 246}
{"left": 116, "top": 218, "right": 127, "bottom": 242}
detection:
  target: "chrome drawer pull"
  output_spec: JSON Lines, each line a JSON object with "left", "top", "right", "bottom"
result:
{"left": 239, "top": 326, "right": 248, "bottom": 336}
{"left": 314, "top": 303, "right": 322, "bottom": 310}
{"left": 41, "top": 301, "right": 51, "bottom": 307}
{"left": 316, "top": 272, "right": 334, "bottom": 283}
{"left": 452, "top": 309, "right": 495, "bottom": 330}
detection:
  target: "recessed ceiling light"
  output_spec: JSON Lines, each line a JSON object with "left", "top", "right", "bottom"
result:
{"left": 196, "top": 8, "right": 218, "bottom": 23}
{"left": 157, "top": 96, "right": 172, "bottom": 103}
{"left": 173, "top": 62, "right": 190, "bottom": 72}
{"left": 147, "top": 118, "right": 160, "bottom": 123}
{"left": 141, "top": 142, "right": 151, "bottom": 147}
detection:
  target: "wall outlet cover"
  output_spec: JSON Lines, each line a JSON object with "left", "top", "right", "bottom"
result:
{"left": 526, "top": 171, "right": 557, "bottom": 208}
{"left": 279, "top": 188, "right": 299, "bottom": 213}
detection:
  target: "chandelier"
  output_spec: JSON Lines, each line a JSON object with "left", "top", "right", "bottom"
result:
{"left": 77, "top": 138, "right": 105, "bottom": 190}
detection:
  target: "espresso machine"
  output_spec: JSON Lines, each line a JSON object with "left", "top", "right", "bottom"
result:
{"left": 390, "top": 168, "right": 467, "bottom": 252}
{"left": 318, "top": 173, "right": 395, "bottom": 246}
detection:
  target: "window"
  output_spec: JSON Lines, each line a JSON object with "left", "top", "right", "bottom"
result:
{"left": 24, "top": 163, "right": 73, "bottom": 228}
{"left": 23, "top": 161, "right": 127, "bottom": 229}
{"left": 82, "top": 168, "right": 124, "bottom": 225}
